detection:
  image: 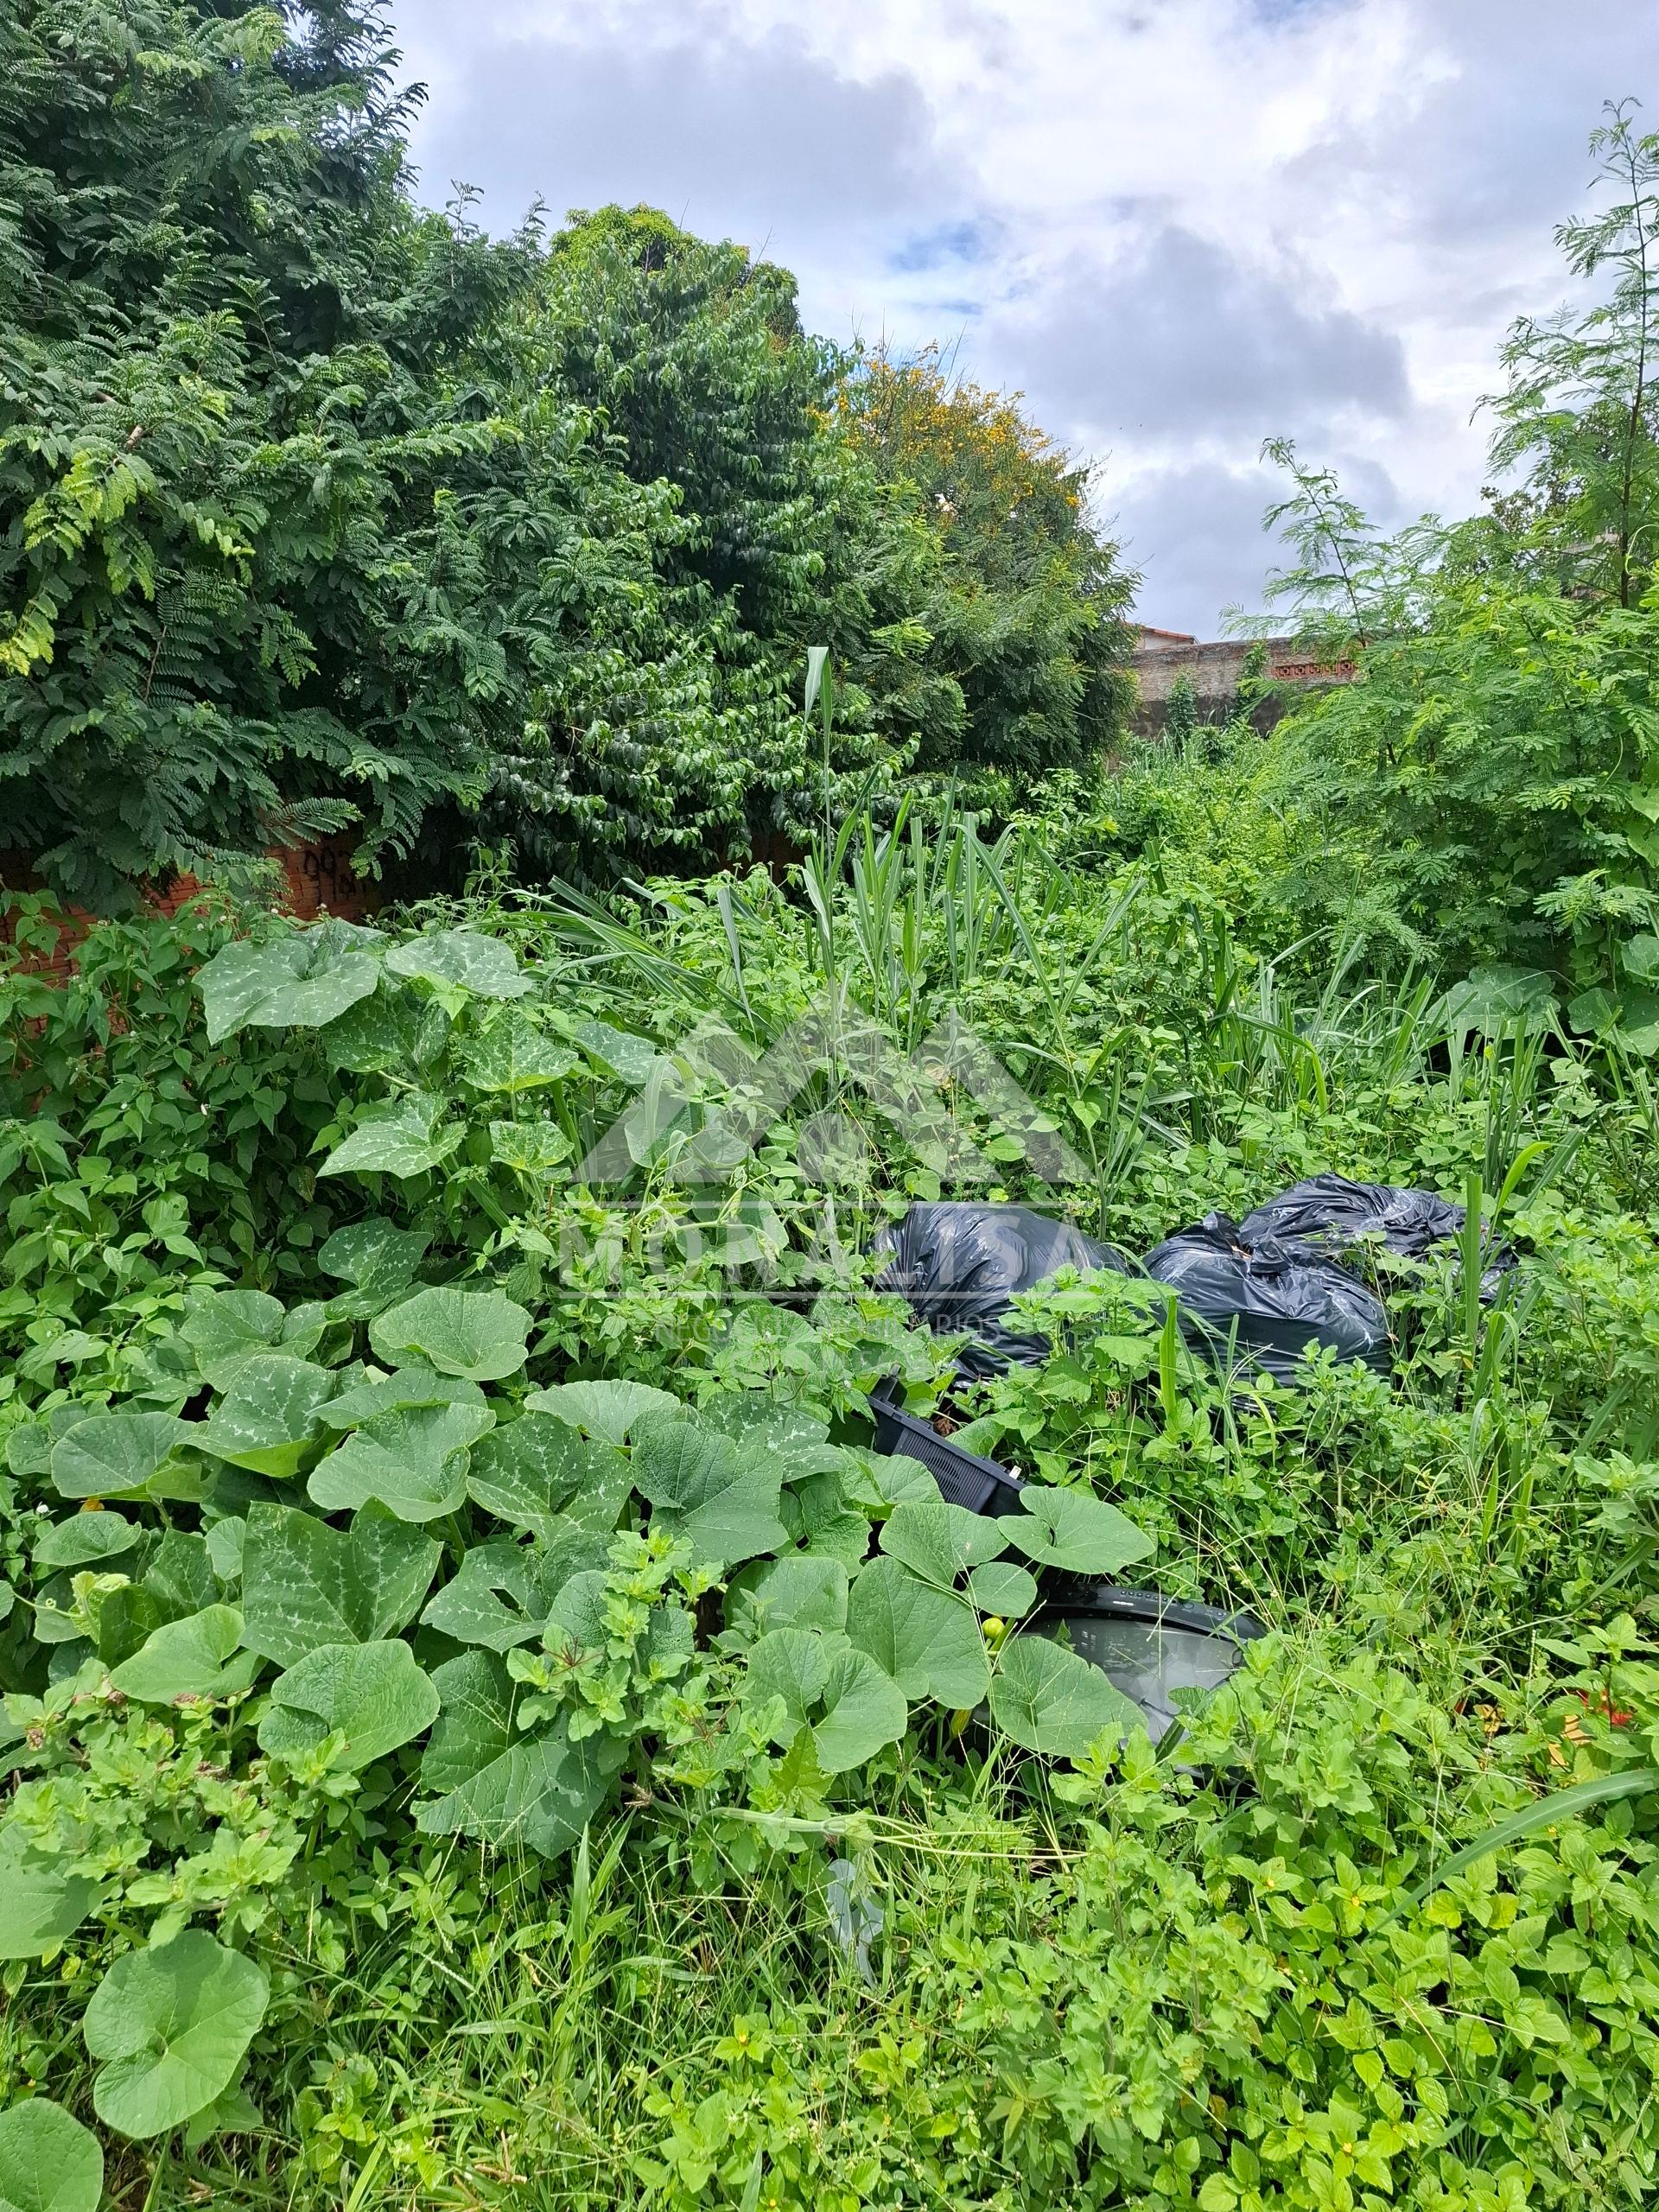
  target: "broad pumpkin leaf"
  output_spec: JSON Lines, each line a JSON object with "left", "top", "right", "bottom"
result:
{"left": 0, "top": 1824, "right": 100, "bottom": 1960}
{"left": 524, "top": 1379, "right": 682, "bottom": 1446}
{"left": 1436, "top": 963, "right": 1557, "bottom": 1039}
{"left": 196, "top": 926, "right": 380, "bottom": 1045}
{"left": 83, "top": 1931, "right": 268, "bottom": 2138}
{"left": 988, "top": 1634, "right": 1143, "bottom": 1758}
{"left": 143, "top": 1529, "right": 219, "bottom": 1619}
{"left": 0, "top": 2097, "right": 103, "bottom": 2212}
{"left": 800, "top": 1510, "right": 875, "bottom": 1569}
{"left": 543, "top": 1567, "right": 608, "bottom": 1656}
{"left": 79, "top": 1586, "right": 152, "bottom": 1667}
{"left": 729, "top": 1554, "right": 849, "bottom": 1637}
{"left": 1004, "top": 1487, "right": 1154, "bottom": 1576}
{"left": 570, "top": 1018, "right": 661, "bottom": 1083}
{"left": 746, "top": 1629, "right": 906, "bottom": 1775}
{"left": 878, "top": 1499, "right": 1009, "bottom": 1589}
{"left": 240, "top": 1503, "right": 441, "bottom": 1667}
{"left": 109, "top": 1605, "right": 257, "bottom": 1704}
{"left": 812, "top": 1644, "right": 907, "bottom": 1775}
{"left": 964, "top": 1560, "right": 1039, "bottom": 1618}
{"left": 459, "top": 1009, "right": 576, "bottom": 1092}
{"left": 1567, "top": 984, "right": 1620, "bottom": 1039}
{"left": 1573, "top": 981, "right": 1659, "bottom": 1055}
{"left": 320, "top": 1364, "right": 486, "bottom": 1429}
{"left": 778, "top": 1461, "right": 864, "bottom": 1566}
{"left": 747, "top": 1626, "right": 834, "bottom": 1736}
{"left": 422, "top": 1534, "right": 608, "bottom": 1651}
{"left": 488, "top": 1121, "right": 573, "bottom": 1174}
{"left": 318, "top": 1094, "right": 458, "bottom": 1180}
{"left": 8, "top": 1408, "right": 93, "bottom": 1480}
{"left": 846, "top": 1556, "right": 990, "bottom": 1708}
{"left": 51, "top": 1413, "right": 188, "bottom": 1500}
{"left": 307, "top": 1401, "right": 493, "bottom": 1522}
{"left": 416, "top": 1650, "right": 625, "bottom": 1855}
{"left": 33, "top": 1511, "right": 141, "bottom": 1570}
{"left": 205, "top": 1517, "right": 245, "bottom": 1586}
{"left": 318, "top": 988, "right": 449, "bottom": 1077}
{"left": 369, "top": 1286, "right": 531, "bottom": 1382}
{"left": 1619, "top": 985, "right": 1659, "bottom": 1054}
{"left": 194, "top": 1354, "right": 337, "bottom": 1478}
{"left": 385, "top": 928, "right": 531, "bottom": 1001}
{"left": 316, "top": 1218, "right": 430, "bottom": 1315}
{"left": 466, "top": 1416, "right": 632, "bottom": 1542}
{"left": 180, "top": 1288, "right": 282, "bottom": 1382}
{"left": 840, "top": 1446, "right": 941, "bottom": 1516}
{"left": 257, "top": 1639, "right": 439, "bottom": 1768}
{"left": 630, "top": 1420, "right": 788, "bottom": 1569}
{"left": 697, "top": 1394, "right": 841, "bottom": 1475}
{"left": 180, "top": 1289, "right": 326, "bottom": 1388}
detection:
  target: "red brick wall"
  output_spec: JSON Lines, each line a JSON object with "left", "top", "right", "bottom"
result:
{"left": 1, "top": 838, "right": 378, "bottom": 986}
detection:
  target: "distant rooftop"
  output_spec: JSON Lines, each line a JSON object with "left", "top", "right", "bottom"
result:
{"left": 1135, "top": 625, "right": 1197, "bottom": 645}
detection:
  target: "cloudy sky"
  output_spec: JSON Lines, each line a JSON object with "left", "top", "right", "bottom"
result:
{"left": 387, "top": 0, "right": 1658, "bottom": 632}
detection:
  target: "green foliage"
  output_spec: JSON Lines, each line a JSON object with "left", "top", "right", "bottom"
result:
{"left": 6, "top": 98, "right": 1659, "bottom": 2196}
{"left": 0, "top": 2098, "right": 101, "bottom": 2212}
{"left": 0, "top": 3, "right": 543, "bottom": 904}
{"left": 81, "top": 1929, "right": 268, "bottom": 2139}
{"left": 841, "top": 343, "right": 1137, "bottom": 778}
{"left": 2, "top": 27, "right": 1134, "bottom": 905}
{"left": 1234, "top": 111, "right": 1659, "bottom": 997}
{"left": 1489, "top": 100, "right": 1659, "bottom": 608}
{"left": 3, "top": 840, "right": 1659, "bottom": 2203}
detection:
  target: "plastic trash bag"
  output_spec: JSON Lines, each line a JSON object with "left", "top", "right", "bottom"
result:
{"left": 1236, "top": 1174, "right": 1464, "bottom": 1260}
{"left": 1236, "top": 1173, "right": 1516, "bottom": 1297}
{"left": 1141, "top": 1213, "right": 1391, "bottom": 1383}
{"left": 872, "top": 1202, "right": 1131, "bottom": 1380}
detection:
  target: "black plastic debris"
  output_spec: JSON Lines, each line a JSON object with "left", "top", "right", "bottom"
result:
{"left": 872, "top": 1202, "right": 1132, "bottom": 1380}
{"left": 868, "top": 1380, "right": 1027, "bottom": 1517}
{"left": 1237, "top": 1174, "right": 1465, "bottom": 1260}
{"left": 1141, "top": 1213, "right": 1392, "bottom": 1382}
{"left": 1033, "top": 1586, "right": 1265, "bottom": 1744}
{"left": 1236, "top": 1173, "right": 1516, "bottom": 1299}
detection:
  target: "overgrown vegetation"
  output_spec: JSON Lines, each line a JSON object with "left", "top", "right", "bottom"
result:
{"left": 2, "top": 18, "right": 1658, "bottom": 2212}
{"left": 0, "top": 3, "right": 1133, "bottom": 906}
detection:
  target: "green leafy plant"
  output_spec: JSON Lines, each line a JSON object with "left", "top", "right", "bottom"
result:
{"left": 0, "top": 2098, "right": 103, "bottom": 2212}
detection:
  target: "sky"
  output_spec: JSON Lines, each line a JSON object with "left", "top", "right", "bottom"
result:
{"left": 386, "top": 0, "right": 1659, "bottom": 634}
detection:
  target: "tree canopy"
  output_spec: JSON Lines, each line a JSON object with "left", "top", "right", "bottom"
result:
{"left": 0, "top": 5, "right": 1135, "bottom": 907}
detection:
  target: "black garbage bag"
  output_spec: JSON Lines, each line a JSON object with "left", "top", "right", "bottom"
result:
{"left": 1236, "top": 1174, "right": 1464, "bottom": 1261}
{"left": 872, "top": 1202, "right": 1132, "bottom": 1380}
{"left": 1236, "top": 1173, "right": 1516, "bottom": 1296}
{"left": 1142, "top": 1213, "right": 1391, "bottom": 1383}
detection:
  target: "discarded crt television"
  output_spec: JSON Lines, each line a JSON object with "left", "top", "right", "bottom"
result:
{"left": 1031, "top": 1585, "right": 1266, "bottom": 1745}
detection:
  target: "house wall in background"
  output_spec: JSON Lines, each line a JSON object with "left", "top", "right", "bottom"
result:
{"left": 1130, "top": 630, "right": 1357, "bottom": 734}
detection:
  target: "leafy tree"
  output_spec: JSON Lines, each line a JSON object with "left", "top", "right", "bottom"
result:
{"left": 0, "top": 2, "right": 562, "bottom": 906}
{"left": 1249, "top": 110, "right": 1659, "bottom": 995}
{"left": 841, "top": 345, "right": 1136, "bottom": 775}
{"left": 1487, "top": 99, "right": 1659, "bottom": 607}
{"left": 0, "top": 18, "right": 1138, "bottom": 908}
{"left": 491, "top": 207, "right": 963, "bottom": 868}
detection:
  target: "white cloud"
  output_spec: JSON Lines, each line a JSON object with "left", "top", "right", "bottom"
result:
{"left": 389, "top": 0, "right": 1659, "bottom": 628}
